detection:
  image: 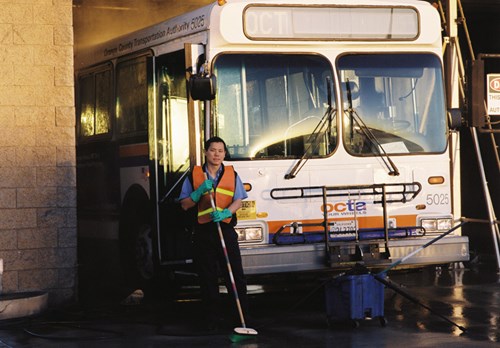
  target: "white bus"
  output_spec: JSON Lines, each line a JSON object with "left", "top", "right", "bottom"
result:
{"left": 75, "top": 0, "right": 469, "bottom": 293}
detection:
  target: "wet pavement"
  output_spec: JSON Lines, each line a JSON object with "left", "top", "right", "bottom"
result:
{"left": 0, "top": 263, "right": 499, "bottom": 347}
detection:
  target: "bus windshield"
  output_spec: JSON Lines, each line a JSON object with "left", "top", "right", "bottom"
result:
{"left": 338, "top": 53, "right": 447, "bottom": 155}
{"left": 213, "top": 54, "right": 335, "bottom": 160}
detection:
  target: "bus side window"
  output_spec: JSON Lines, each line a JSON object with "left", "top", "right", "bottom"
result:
{"left": 78, "top": 68, "right": 112, "bottom": 137}
{"left": 116, "top": 57, "right": 148, "bottom": 134}
{"left": 156, "top": 51, "right": 190, "bottom": 187}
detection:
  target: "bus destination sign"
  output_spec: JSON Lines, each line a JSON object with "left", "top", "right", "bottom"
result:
{"left": 243, "top": 5, "right": 418, "bottom": 41}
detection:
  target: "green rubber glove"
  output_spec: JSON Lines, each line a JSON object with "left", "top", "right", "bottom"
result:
{"left": 190, "top": 179, "right": 213, "bottom": 203}
{"left": 210, "top": 208, "right": 232, "bottom": 222}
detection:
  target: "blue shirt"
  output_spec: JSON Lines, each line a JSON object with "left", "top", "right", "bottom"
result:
{"left": 179, "top": 164, "right": 248, "bottom": 201}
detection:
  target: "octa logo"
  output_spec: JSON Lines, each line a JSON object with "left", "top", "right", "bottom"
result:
{"left": 322, "top": 200, "right": 367, "bottom": 213}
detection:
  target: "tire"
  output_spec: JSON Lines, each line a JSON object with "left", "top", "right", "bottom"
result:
{"left": 119, "top": 185, "right": 154, "bottom": 298}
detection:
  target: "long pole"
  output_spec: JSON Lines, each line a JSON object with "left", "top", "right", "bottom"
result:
{"left": 372, "top": 273, "right": 466, "bottom": 332}
{"left": 470, "top": 128, "right": 500, "bottom": 271}
{"left": 204, "top": 173, "right": 257, "bottom": 336}
{"left": 378, "top": 222, "right": 467, "bottom": 275}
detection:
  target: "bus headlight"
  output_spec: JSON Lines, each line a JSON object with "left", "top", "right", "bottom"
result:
{"left": 437, "top": 218, "right": 452, "bottom": 231}
{"left": 420, "top": 217, "right": 453, "bottom": 232}
{"left": 235, "top": 227, "right": 263, "bottom": 243}
{"left": 421, "top": 219, "right": 437, "bottom": 231}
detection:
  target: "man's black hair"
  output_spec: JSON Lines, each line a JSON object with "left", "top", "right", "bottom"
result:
{"left": 204, "top": 136, "right": 230, "bottom": 159}
{"left": 204, "top": 136, "right": 226, "bottom": 151}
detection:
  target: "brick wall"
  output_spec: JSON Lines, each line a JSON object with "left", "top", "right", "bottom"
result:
{"left": 0, "top": 0, "right": 76, "bottom": 306}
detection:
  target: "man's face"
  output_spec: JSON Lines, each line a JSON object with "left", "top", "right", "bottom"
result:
{"left": 205, "top": 141, "right": 226, "bottom": 166}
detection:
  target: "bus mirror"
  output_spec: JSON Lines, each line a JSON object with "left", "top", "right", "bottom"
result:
{"left": 447, "top": 108, "right": 462, "bottom": 129}
{"left": 189, "top": 74, "right": 216, "bottom": 101}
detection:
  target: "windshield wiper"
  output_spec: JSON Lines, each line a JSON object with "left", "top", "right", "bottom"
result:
{"left": 285, "top": 77, "right": 335, "bottom": 179}
{"left": 345, "top": 79, "right": 400, "bottom": 176}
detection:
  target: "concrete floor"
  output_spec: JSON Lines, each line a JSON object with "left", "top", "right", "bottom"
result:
{"left": 0, "top": 263, "right": 499, "bottom": 347}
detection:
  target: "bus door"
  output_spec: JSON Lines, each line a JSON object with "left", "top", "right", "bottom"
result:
{"left": 153, "top": 47, "right": 203, "bottom": 266}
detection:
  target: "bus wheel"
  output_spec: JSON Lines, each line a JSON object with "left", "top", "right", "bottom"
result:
{"left": 135, "top": 223, "right": 154, "bottom": 280}
{"left": 119, "top": 186, "right": 153, "bottom": 299}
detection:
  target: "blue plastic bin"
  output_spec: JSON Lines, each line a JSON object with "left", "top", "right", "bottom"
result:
{"left": 325, "top": 273, "right": 386, "bottom": 326}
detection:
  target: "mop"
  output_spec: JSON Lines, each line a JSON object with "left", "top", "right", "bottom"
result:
{"left": 204, "top": 174, "right": 258, "bottom": 341}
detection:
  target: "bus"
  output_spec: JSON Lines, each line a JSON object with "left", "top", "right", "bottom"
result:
{"left": 75, "top": 0, "right": 469, "bottom": 294}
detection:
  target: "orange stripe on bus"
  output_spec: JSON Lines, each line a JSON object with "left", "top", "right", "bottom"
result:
{"left": 119, "top": 143, "right": 148, "bottom": 158}
{"left": 267, "top": 215, "right": 417, "bottom": 234}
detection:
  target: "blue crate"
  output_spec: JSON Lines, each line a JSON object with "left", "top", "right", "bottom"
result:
{"left": 325, "top": 273, "right": 385, "bottom": 324}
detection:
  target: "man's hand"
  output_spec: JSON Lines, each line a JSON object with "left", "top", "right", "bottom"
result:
{"left": 211, "top": 208, "right": 232, "bottom": 222}
{"left": 190, "top": 179, "right": 213, "bottom": 203}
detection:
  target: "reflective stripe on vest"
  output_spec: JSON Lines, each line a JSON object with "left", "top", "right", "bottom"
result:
{"left": 192, "top": 165, "right": 235, "bottom": 224}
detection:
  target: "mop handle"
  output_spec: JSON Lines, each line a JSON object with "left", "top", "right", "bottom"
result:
{"left": 372, "top": 273, "right": 466, "bottom": 332}
{"left": 204, "top": 173, "right": 247, "bottom": 328}
{"left": 378, "top": 221, "right": 468, "bottom": 275}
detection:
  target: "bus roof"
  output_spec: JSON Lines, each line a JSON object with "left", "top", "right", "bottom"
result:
{"left": 74, "top": 2, "right": 217, "bottom": 69}
{"left": 75, "top": 0, "right": 439, "bottom": 70}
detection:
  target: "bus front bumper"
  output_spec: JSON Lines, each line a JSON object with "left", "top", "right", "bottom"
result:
{"left": 240, "top": 236, "right": 469, "bottom": 275}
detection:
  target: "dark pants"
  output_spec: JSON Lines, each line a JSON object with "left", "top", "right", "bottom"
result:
{"left": 193, "top": 222, "right": 248, "bottom": 324}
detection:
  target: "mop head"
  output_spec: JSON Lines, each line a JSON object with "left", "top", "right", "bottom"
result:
{"left": 229, "top": 327, "right": 258, "bottom": 342}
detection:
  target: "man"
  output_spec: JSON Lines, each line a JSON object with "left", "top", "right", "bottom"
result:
{"left": 179, "top": 136, "right": 249, "bottom": 330}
